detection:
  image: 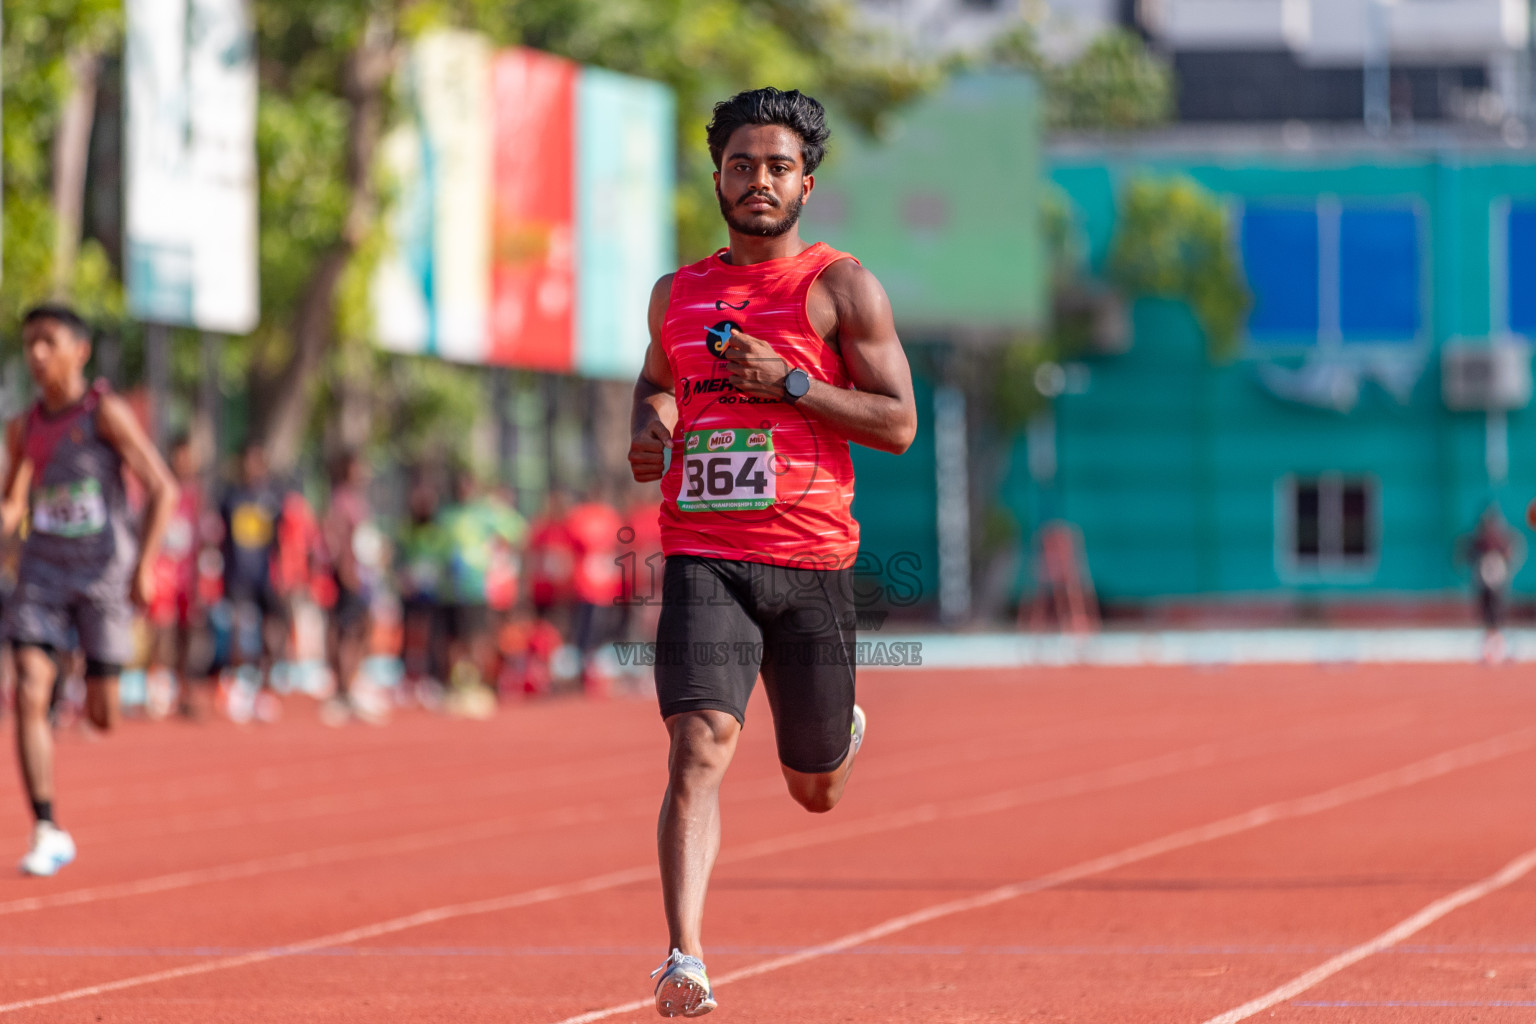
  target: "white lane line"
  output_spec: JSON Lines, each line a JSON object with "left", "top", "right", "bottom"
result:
{"left": 2, "top": 703, "right": 1314, "bottom": 918}
{"left": 0, "top": 700, "right": 1173, "bottom": 849}
{"left": 1, "top": 695, "right": 1420, "bottom": 856}
{"left": 3, "top": 728, "right": 1530, "bottom": 1019}
{"left": 1198, "top": 844, "right": 1536, "bottom": 1024}
{"left": 0, "top": 805, "right": 633, "bottom": 917}
{"left": 544, "top": 727, "right": 1536, "bottom": 1024}
{"left": 0, "top": 863, "right": 657, "bottom": 1016}
{"left": 0, "top": 734, "right": 1282, "bottom": 1013}
{"left": 712, "top": 703, "right": 1426, "bottom": 867}
{"left": 0, "top": 735, "right": 1225, "bottom": 919}
{"left": 14, "top": 743, "right": 662, "bottom": 848}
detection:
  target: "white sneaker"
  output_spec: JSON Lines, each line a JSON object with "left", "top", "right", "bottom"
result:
{"left": 651, "top": 948, "right": 716, "bottom": 1017}
{"left": 19, "top": 822, "right": 76, "bottom": 877}
{"left": 851, "top": 704, "right": 867, "bottom": 758}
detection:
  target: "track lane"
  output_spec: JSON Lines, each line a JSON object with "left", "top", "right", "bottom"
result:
{"left": 5, "top": 667, "right": 1536, "bottom": 1022}
{"left": 2, "top": 676, "right": 1429, "bottom": 923}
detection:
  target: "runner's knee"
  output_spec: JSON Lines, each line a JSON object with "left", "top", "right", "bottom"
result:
{"left": 666, "top": 711, "right": 739, "bottom": 786}
{"left": 783, "top": 768, "right": 842, "bottom": 814}
{"left": 14, "top": 651, "right": 56, "bottom": 717}
{"left": 15, "top": 675, "right": 51, "bottom": 718}
{"left": 85, "top": 687, "right": 117, "bottom": 731}
{"left": 86, "top": 701, "right": 116, "bottom": 731}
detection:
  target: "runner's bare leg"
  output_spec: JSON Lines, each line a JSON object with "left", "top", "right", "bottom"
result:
{"left": 658, "top": 710, "right": 741, "bottom": 958}
{"left": 84, "top": 676, "right": 119, "bottom": 731}
{"left": 782, "top": 743, "right": 858, "bottom": 814}
{"left": 14, "top": 646, "right": 59, "bottom": 809}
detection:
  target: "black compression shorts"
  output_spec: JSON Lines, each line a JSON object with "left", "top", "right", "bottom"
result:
{"left": 654, "top": 555, "right": 857, "bottom": 775}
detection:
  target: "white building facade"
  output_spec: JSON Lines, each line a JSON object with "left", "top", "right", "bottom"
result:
{"left": 857, "top": 0, "right": 1535, "bottom": 126}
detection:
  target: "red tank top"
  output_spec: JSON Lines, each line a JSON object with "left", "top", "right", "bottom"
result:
{"left": 659, "top": 242, "right": 859, "bottom": 568}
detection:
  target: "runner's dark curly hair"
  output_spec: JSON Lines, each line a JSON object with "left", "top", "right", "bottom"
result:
{"left": 706, "top": 87, "right": 830, "bottom": 174}
{"left": 21, "top": 303, "right": 90, "bottom": 341}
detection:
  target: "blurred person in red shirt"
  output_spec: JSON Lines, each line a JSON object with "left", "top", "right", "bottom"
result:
{"left": 566, "top": 483, "right": 624, "bottom": 694}
{"left": 273, "top": 487, "right": 324, "bottom": 606}
{"left": 526, "top": 489, "right": 576, "bottom": 636}
{"left": 148, "top": 436, "right": 213, "bottom": 718}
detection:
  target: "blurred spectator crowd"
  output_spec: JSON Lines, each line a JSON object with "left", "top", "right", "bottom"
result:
{"left": 0, "top": 436, "right": 662, "bottom": 728}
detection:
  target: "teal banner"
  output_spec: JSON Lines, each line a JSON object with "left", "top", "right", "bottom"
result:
{"left": 576, "top": 68, "right": 676, "bottom": 379}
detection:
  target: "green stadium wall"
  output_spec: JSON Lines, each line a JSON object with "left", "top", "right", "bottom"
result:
{"left": 1017, "top": 147, "right": 1536, "bottom": 606}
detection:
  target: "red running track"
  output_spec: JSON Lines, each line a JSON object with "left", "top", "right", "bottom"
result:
{"left": 4, "top": 664, "right": 1536, "bottom": 1022}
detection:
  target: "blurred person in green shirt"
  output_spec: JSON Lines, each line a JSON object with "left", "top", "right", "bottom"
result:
{"left": 437, "top": 468, "right": 525, "bottom": 692}
{"left": 396, "top": 471, "right": 447, "bottom": 699}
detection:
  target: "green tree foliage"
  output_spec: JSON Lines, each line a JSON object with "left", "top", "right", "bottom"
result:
{"left": 6, "top": 0, "right": 929, "bottom": 461}
{"left": 0, "top": 0, "right": 123, "bottom": 331}
{"left": 1047, "top": 31, "right": 1173, "bottom": 130}
{"left": 987, "top": 25, "right": 1172, "bottom": 131}
{"left": 1107, "top": 176, "right": 1249, "bottom": 359}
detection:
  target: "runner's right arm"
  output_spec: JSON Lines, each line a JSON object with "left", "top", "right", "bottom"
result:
{"left": 629, "top": 274, "right": 678, "bottom": 484}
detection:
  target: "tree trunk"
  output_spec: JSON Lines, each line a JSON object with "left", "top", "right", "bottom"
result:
{"left": 251, "top": 16, "right": 396, "bottom": 472}
{"left": 51, "top": 47, "right": 100, "bottom": 298}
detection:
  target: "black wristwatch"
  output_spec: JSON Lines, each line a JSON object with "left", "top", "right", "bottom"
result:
{"left": 783, "top": 367, "right": 811, "bottom": 402}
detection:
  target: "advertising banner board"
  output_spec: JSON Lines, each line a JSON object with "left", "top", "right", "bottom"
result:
{"left": 490, "top": 48, "right": 577, "bottom": 371}
{"left": 376, "top": 30, "right": 492, "bottom": 361}
{"left": 125, "top": 0, "right": 258, "bottom": 333}
{"left": 807, "top": 73, "right": 1045, "bottom": 335}
{"left": 576, "top": 68, "right": 675, "bottom": 379}
{"left": 374, "top": 35, "right": 674, "bottom": 377}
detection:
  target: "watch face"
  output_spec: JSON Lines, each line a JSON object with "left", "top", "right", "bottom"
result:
{"left": 787, "top": 369, "right": 810, "bottom": 398}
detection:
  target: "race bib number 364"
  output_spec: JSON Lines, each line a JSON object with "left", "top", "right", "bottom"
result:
{"left": 679, "top": 429, "right": 776, "bottom": 512}
{"left": 32, "top": 478, "right": 107, "bottom": 537}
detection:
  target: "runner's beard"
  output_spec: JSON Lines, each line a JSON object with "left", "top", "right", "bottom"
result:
{"left": 719, "top": 189, "right": 803, "bottom": 237}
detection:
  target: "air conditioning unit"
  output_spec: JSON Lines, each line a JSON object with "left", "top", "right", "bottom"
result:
{"left": 1442, "top": 341, "right": 1532, "bottom": 411}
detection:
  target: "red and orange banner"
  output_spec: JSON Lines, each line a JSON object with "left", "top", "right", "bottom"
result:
{"left": 489, "top": 50, "right": 577, "bottom": 370}
{"left": 374, "top": 37, "right": 674, "bottom": 379}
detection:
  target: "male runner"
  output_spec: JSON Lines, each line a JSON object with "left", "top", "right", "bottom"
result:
{"left": 628, "top": 87, "right": 916, "bottom": 1016}
{"left": 3, "top": 304, "right": 178, "bottom": 876}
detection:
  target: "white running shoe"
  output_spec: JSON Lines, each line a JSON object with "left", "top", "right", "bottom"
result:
{"left": 651, "top": 948, "right": 717, "bottom": 1018}
{"left": 19, "top": 822, "right": 76, "bottom": 877}
{"left": 851, "top": 704, "right": 867, "bottom": 758}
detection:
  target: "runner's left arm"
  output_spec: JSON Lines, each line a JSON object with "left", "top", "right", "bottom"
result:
{"left": 0, "top": 419, "right": 32, "bottom": 537}
{"left": 722, "top": 260, "right": 917, "bottom": 454}
{"left": 97, "top": 396, "right": 179, "bottom": 605}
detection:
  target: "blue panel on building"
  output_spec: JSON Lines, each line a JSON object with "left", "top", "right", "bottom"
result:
{"left": 1510, "top": 204, "right": 1536, "bottom": 336}
{"left": 1339, "top": 207, "right": 1421, "bottom": 341}
{"left": 1242, "top": 206, "right": 1320, "bottom": 341}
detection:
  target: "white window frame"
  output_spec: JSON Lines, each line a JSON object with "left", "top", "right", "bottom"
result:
{"left": 1275, "top": 472, "right": 1381, "bottom": 582}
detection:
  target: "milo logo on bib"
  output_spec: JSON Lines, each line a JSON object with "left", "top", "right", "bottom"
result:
{"left": 680, "top": 428, "right": 776, "bottom": 512}
{"left": 32, "top": 478, "right": 107, "bottom": 537}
